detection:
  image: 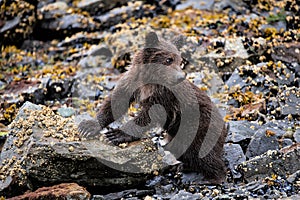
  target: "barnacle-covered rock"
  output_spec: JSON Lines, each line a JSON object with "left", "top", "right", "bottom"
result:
{"left": 37, "top": 2, "right": 101, "bottom": 39}
{"left": 0, "top": 0, "right": 36, "bottom": 46}
{"left": 278, "top": 87, "right": 300, "bottom": 117}
{"left": 238, "top": 143, "right": 300, "bottom": 182}
{"left": 0, "top": 102, "right": 171, "bottom": 197}
{"left": 201, "top": 37, "right": 252, "bottom": 72}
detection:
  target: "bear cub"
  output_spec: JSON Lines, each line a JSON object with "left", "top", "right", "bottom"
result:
{"left": 78, "top": 32, "right": 228, "bottom": 184}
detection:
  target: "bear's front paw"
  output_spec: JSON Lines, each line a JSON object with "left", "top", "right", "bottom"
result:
{"left": 104, "top": 129, "right": 139, "bottom": 145}
{"left": 78, "top": 119, "right": 102, "bottom": 138}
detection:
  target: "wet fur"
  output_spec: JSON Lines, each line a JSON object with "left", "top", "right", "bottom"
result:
{"left": 78, "top": 32, "right": 228, "bottom": 183}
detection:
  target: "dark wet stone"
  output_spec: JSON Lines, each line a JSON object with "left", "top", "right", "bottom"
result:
{"left": 0, "top": 79, "right": 47, "bottom": 108}
{"left": 224, "top": 143, "right": 246, "bottom": 179}
{"left": 0, "top": 16, "right": 20, "bottom": 33}
{"left": 170, "top": 190, "right": 201, "bottom": 200}
{"left": 241, "top": 181, "right": 267, "bottom": 193}
{"left": 278, "top": 88, "right": 300, "bottom": 117}
{"left": 181, "top": 172, "right": 206, "bottom": 184}
{"left": 0, "top": 0, "right": 36, "bottom": 46}
{"left": 39, "top": 1, "right": 68, "bottom": 20}
{"left": 46, "top": 78, "right": 75, "bottom": 100}
{"left": 37, "top": 13, "right": 100, "bottom": 39}
{"left": 272, "top": 42, "right": 300, "bottom": 63}
{"left": 76, "top": 0, "right": 127, "bottom": 15}
{"left": 245, "top": 122, "right": 286, "bottom": 158}
{"left": 294, "top": 129, "right": 300, "bottom": 143}
{"left": 89, "top": 45, "right": 113, "bottom": 57}
{"left": 40, "top": 14, "right": 98, "bottom": 31}
{"left": 287, "top": 62, "right": 300, "bottom": 78}
{"left": 226, "top": 120, "right": 259, "bottom": 143}
{"left": 239, "top": 143, "right": 300, "bottom": 182}
{"left": 77, "top": 44, "right": 113, "bottom": 68}
{"left": 92, "top": 189, "right": 154, "bottom": 200}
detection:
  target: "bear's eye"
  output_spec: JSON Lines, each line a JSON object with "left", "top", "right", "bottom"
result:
{"left": 166, "top": 58, "right": 173, "bottom": 65}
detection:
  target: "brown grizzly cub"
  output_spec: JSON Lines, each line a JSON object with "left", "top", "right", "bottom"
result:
{"left": 78, "top": 32, "right": 228, "bottom": 184}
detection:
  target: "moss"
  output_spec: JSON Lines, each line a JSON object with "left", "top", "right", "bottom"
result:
{"left": 266, "top": 9, "right": 286, "bottom": 23}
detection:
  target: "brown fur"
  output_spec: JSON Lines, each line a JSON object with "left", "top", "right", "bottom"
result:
{"left": 78, "top": 32, "right": 228, "bottom": 183}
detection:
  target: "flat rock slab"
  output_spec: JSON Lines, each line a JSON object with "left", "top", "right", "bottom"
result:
{"left": 0, "top": 102, "right": 169, "bottom": 197}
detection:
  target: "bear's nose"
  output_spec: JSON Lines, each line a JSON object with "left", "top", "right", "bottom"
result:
{"left": 176, "top": 71, "right": 186, "bottom": 82}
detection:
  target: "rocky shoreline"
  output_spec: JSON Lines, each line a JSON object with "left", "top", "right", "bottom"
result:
{"left": 1, "top": 0, "right": 299, "bottom": 199}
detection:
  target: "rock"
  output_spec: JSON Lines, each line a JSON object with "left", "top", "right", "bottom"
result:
{"left": 246, "top": 181, "right": 267, "bottom": 192}
{"left": 43, "top": 13, "right": 98, "bottom": 30}
{"left": 271, "top": 42, "right": 300, "bottom": 63}
{"left": 170, "top": 190, "right": 202, "bottom": 200}
{"left": 187, "top": 70, "right": 224, "bottom": 96}
{"left": 226, "top": 120, "right": 259, "bottom": 143}
{"left": 245, "top": 122, "right": 286, "bottom": 158}
{"left": 0, "top": 0, "right": 36, "bottom": 46}
{"left": 200, "top": 37, "right": 251, "bottom": 72}
{"left": 281, "top": 195, "right": 300, "bottom": 200}
{"left": 76, "top": 0, "right": 127, "bottom": 15}
{"left": 92, "top": 189, "right": 154, "bottom": 200}
{"left": 181, "top": 172, "right": 206, "bottom": 184}
{"left": 46, "top": 78, "right": 75, "bottom": 100}
{"left": 94, "top": 1, "right": 156, "bottom": 30}
{"left": 0, "top": 102, "right": 169, "bottom": 197}
{"left": 39, "top": 1, "right": 68, "bottom": 20}
{"left": 213, "top": 0, "right": 249, "bottom": 12}
{"left": 176, "top": 0, "right": 215, "bottom": 10}
{"left": 0, "top": 79, "right": 47, "bottom": 105}
{"left": 225, "top": 61, "right": 297, "bottom": 106}
{"left": 78, "top": 56, "right": 109, "bottom": 69}
{"left": 278, "top": 87, "right": 300, "bottom": 117}
{"left": 286, "top": 170, "right": 300, "bottom": 183}
{"left": 224, "top": 143, "right": 246, "bottom": 179}
{"left": 8, "top": 183, "right": 90, "bottom": 200}
{"left": 238, "top": 143, "right": 300, "bottom": 182}
{"left": 57, "top": 107, "right": 75, "bottom": 117}
{"left": 37, "top": 12, "right": 100, "bottom": 39}
{"left": 57, "top": 32, "right": 105, "bottom": 47}
{"left": 294, "top": 129, "right": 300, "bottom": 143}
{"left": 77, "top": 44, "right": 112, "bottom": 68}
{"left": 260, "top": 21, "right": 286, "bottom": 33}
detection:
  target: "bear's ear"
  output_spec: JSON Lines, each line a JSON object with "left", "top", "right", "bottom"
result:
{"left": 145, "top": 32, "right": 159, "bottom": 47}
{"left": 172, "top": 34, "right": 185, "bottom": 50}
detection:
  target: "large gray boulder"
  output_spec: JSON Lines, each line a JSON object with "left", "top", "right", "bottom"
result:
{"left": 0, "top": 102, "right": 170, "bottom": 197}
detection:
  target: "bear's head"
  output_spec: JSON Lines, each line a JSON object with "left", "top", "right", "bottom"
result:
{"left": 131, "top": 32, "right": 188, "bottom": 86}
